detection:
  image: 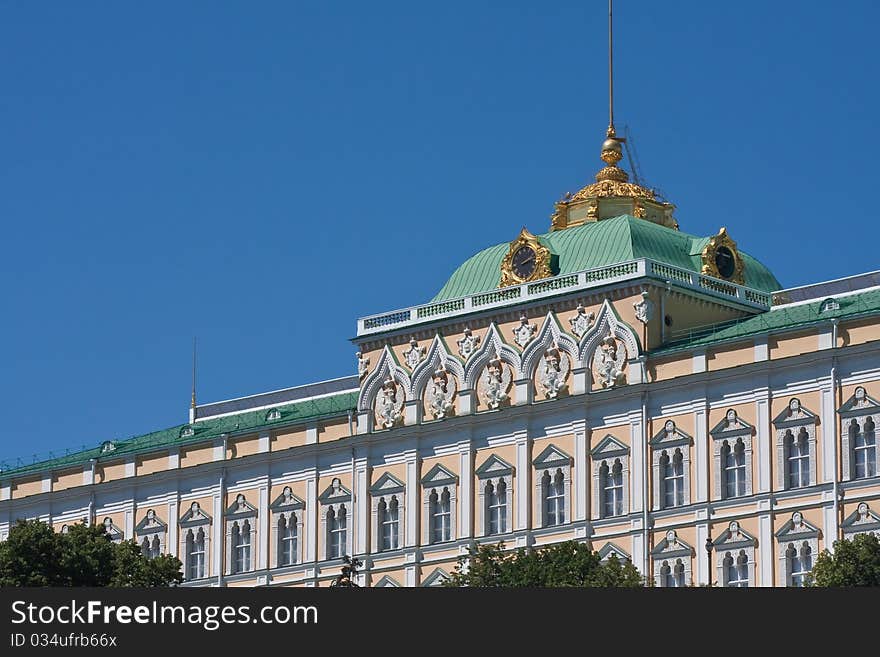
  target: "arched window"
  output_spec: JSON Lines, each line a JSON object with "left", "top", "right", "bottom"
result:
{"left": 429, "top": 488, "right": 451, "bottom": 543}
{"left": 186, "top": 528, "right": 206, "bottom": 580}
{"left": 231, "top": 520, "right": 251, "bottom": 574}
{"left": 378, "top": 496, "right": 400, "bottom": 551}
{"left": 327, "top": 505, "right": 347, "bottom": 559}
{"left": 278, "top": 514, "right": 297, "bottom": 566}
{"left": 788, "top": 542, "right": 813, "bottom": 587}
{"left": 662, "top": 449, "right": 685, "bottom": 508}
{"left": 543, "top": 469, "right": 566, "bottom": 527}
{"left": 601, "top": 460, "right": 624, "bottom": 517}
{"left": 722, "top": 439, "right": 747, "bottom": 498}
{"left": 660, "top": 560, "right": 686, "bottom": 587}
{"left": 854, "top": 418, "right": 877, "bottom": 479}
{"left": 486, "top": 480, "right": 507, "bottom": 535}
{"left": 786, "top": 428, "right": 810, "bottom": 488}
{"left": 725, "top": 550, "right": 749, "bottom": 587}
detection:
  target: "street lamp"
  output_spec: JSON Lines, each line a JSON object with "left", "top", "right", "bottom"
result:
{"left": 705, "top": 537, "right": 713, "bottom": 587}
{"left": 330, "top": 554, "right": 362, "bottom": 588}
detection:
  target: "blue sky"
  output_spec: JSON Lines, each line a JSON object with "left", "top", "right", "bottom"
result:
{"left": 2, "top": 1, "right": 878, "bottom": 465}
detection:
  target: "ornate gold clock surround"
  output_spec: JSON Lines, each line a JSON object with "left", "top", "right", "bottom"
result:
{"left": 500, "top": 228, "right": 553, "bottom": 287}
{"left": 700, "top": 227, "right": 745, "bottom": 285}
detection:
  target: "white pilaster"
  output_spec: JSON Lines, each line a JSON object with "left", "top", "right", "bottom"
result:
{"left": 629, "top": 414, "right": 644, "bottom": 513}
{"left": 125, "top": 458, "right": 135, "bottom": 478}
{"left": 759, "top": 510, "right": 773, "bottom": 587}
{"left": 754, "top": 335, "right": 769, "bottom": 361}
{"left": 258, "top": 485, "right": 269, "bottom": 569}
{"left": 405, "top": 452, "right": 418, "bottom": 547}
{"left": 516, "top": 434, "right": 530, "bottom": 530}
{"left": 821, "top": 383, "right": 836, "bottom": 483}
{"left": 575, "top": 430, "right": 588, "bottom": 522}
{"left": 458, "top": 445, "right": 473, "bottom": 539}
{"left": 694, "top": 403, "right": 708, "bottom": 503}
{"left": 306, "top": 475, "right": 317, "bottom": 562}
{"left": 458, "top": 390, "right": 474, "bottom": 415}
{"left": 169, "top": 448, "right": 180, "bottom": 470}
{"left": 212, "top": 492, "right": 223, "bottom": 581}
{"left": 696, "top": 521, "right": 708, "bottom": 585}
{"left": 693, "top": 350, "right": 707, "bottom": 374}
{"left": 756, "top": 392, "right": 771, "bottom": 493}
{"left": 41, "top": 474, "right": 51, "bottom": 493}
{"left": 258, "top": 431, "right": 270, "bottom": 453}
{"left": 305, "top": 424, "right": 318, "bottom": 445}
{"left": 571, "top": 368, "right": 588, "bottom": 396}
{"left": 514, "top": 379, "right": 531, "bottom": 406}
{"left": 168, "top": 498, "right": 179, "bottom": 558}
{"left": 356, "top": 458, "right": 369, "bottom": 554}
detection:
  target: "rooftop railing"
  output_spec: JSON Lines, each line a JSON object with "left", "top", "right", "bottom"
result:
{"left": 358, "top": 259, "right": 772, "bottom": 336}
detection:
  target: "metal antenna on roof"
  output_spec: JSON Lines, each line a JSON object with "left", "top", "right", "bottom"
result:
{"left": 191, "top": 337, "right": 198, "bottom": 422}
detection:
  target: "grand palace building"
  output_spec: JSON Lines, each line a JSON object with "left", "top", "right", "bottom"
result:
{"left": 2, "top": 121, "right": 879, "bottom": 588}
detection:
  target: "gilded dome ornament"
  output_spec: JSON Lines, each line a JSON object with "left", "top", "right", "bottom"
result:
{"left": 499, "top": 228, "right": 553, "bottom": 287}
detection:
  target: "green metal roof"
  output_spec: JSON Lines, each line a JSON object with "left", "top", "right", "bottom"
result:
{"left": 0, "top": 391, "right": 358, "bottom": 480}
{"left": 654, "top": 288, "right": 880, "bottom": 354}
{"left": 431, "top": 215, "right": 781, "bottom": 301}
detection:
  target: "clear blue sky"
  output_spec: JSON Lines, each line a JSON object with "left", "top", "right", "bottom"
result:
{"left": 2, "top": 1, "right": 878, "bottom": 465}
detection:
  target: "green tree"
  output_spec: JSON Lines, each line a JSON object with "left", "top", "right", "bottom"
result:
{"left": 810, "top": 533, "right": 880, "bottom": 587}
{"left": 0, "top": 519, "right": 182, "bottom": 587}
{"left": 445, "top": 540, "right": 644, "bottom": 587}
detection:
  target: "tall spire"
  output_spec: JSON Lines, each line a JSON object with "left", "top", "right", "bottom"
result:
{"left": 608, "top": 0, "right": 615, "bottom": 138}
{"left": 191, "top": 337, "right": 197, "bottom": 414}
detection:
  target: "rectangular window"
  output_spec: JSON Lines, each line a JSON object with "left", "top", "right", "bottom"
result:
{"left": 854, "top": 431, "right": 876, "bottom": 479}
{"left": 187, "top": 529, "right": 206, "bottom": 580}
{"left": 381, "top": 500, "right": 399, "bottom": 551}
{"left": 724, "top": 443, "right": 747, "bottom": 498}
{"left": 787, "top": 436, "right": 810, "bottom": 488}
{"left": 545, "top": 478, "right": 565, "bottom": 526}
{"left": 663, "top": 453, "right": 685, "bottom": 508}
{"left": 329, "top": 507, "right": 347, "bottom": 559}
{"left": 279, "top": 517, "right": 297, "bottom": 566}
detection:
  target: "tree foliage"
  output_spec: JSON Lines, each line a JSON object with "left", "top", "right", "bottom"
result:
{"left": 810, "top": 533, "right": 880, "bottom": 587}
{"left": 445, "top": 540, "right": 645, "bottom": 587}
{"left": 0, "top": 519, "right": 183, "bottom": 587}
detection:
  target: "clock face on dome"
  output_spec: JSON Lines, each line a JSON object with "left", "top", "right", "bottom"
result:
{"left": 512, "top": 246, "right": 537, "bottom": 279}
{"left": 714, "top": 246, "right": 736, "bottom": 279}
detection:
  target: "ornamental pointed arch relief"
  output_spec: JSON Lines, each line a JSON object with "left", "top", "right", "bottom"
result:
{"left": 462, "top": 323, "right": 522, "bottom": 390}
{"left": 577, "top": 299, "right": 642, "bottom": 390}
{"left": 520, "top": 312, "right": 579, "bottom": 400}
{"left": 410, "top": 335, "right": 465, "bottom": 421}
{"left": 358, "top": 345, "right": 411, "bottom": 430}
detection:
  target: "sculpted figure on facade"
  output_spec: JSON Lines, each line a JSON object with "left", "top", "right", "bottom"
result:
{"left": 480, "top": 354, "right": 511, "bottom": 409}
{"left": 376, "top": 378, "right": 404, "bottom": 429}
{"left": 633, "top": 290, "right": 655, "bottom": 324}
{"left": 594, "top": 335, "right": 627, "bottom": 388}
{"left": 512, "top": 315, "right": 537, "bottom": 348}
{"left": 427, "top": 367, "right": 457, "bottom": 420}
{"left": 568, "top": 303, "right": 595, "bottom": 338}
{"left": 457, "top": 327, "right": 481, "bottom": 360}
{"left": 357, "top": 351, "right": 370, "bottom": 379}
{"left": 539, "top": 346, "right": 569, "bottom": 399}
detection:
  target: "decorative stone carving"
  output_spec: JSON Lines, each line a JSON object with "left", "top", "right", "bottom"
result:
{"left": 568, "top": 304, "right": 595, "bottom": 338}
{"left": 375, "top": 378, "right": 404, "bottom": 429}
{"left": 456, "top": 327, "right": 481, "bottom": 360}
{"left": 593, "top": 335, "right": 627, "bottom": 388}
{"left": 539, "top": 346, "right": 569, "bottom": 399}
{"left": 633, "top": 290, "right": 654, "bottom": 324}
{"left": 357, "top": 352, "right": 369, "bottom": 379}
{"left": 427, "top": 367, "right": 457, "bottom": 420}
{"left": 512, "top": 315, "right": 537, "bottom": 349}
{"left": 402, "top": 339, "right": 426, "bottom": 370}
{"left": 480, "top": 354, "right": 512, "bottom": 410}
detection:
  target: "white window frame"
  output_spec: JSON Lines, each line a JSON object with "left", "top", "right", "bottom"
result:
{"left": 592, "top": 436, "right": 630, "bottom": 520}
{"left": 475, "top": 454, "right": 514, "bottom": 538}
{"left": 179, "top": 501, "right": 212, "bottom": 581}
{"left": 319, "top": 478, "right": 352, "bottom": 561}
{"left": 421, "top": 464, "right": 458, "bottom": 546}
{"left": 775, "top": 511, "right": 821, "bottom": 587}
{"left": 225, "top": 493, "right": 257, "bottom": 575}
{"left": 839, "top": 387, "right": 880, "bottom": 481}
{"left": 134, "top": 509, "right": 167, "bottom": 558}
{"left": 270, "top": 486, "right": 304, "bottom": 568}
{"left": 651, "top": 529, "right": 694, "bottom": 587}
{"left": 101, "top": 517, "right": 124, "bottom": 543}
{"left": 711, "top": 409, "right": 754, "bottom": 500}
{"left": 533, "top": 444, "right": 573, "bottom": 528}
{"left": 370, "top": 473, "right": 406, "bottom": 553}
{"left": 773, "top": 398, "right": 818, "bottom": 491}
{"left": 711, "top": 520, "right": 756, "bottom": 587}
{"left": 650, "top": 421, "right": 692, "bottom": 511}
